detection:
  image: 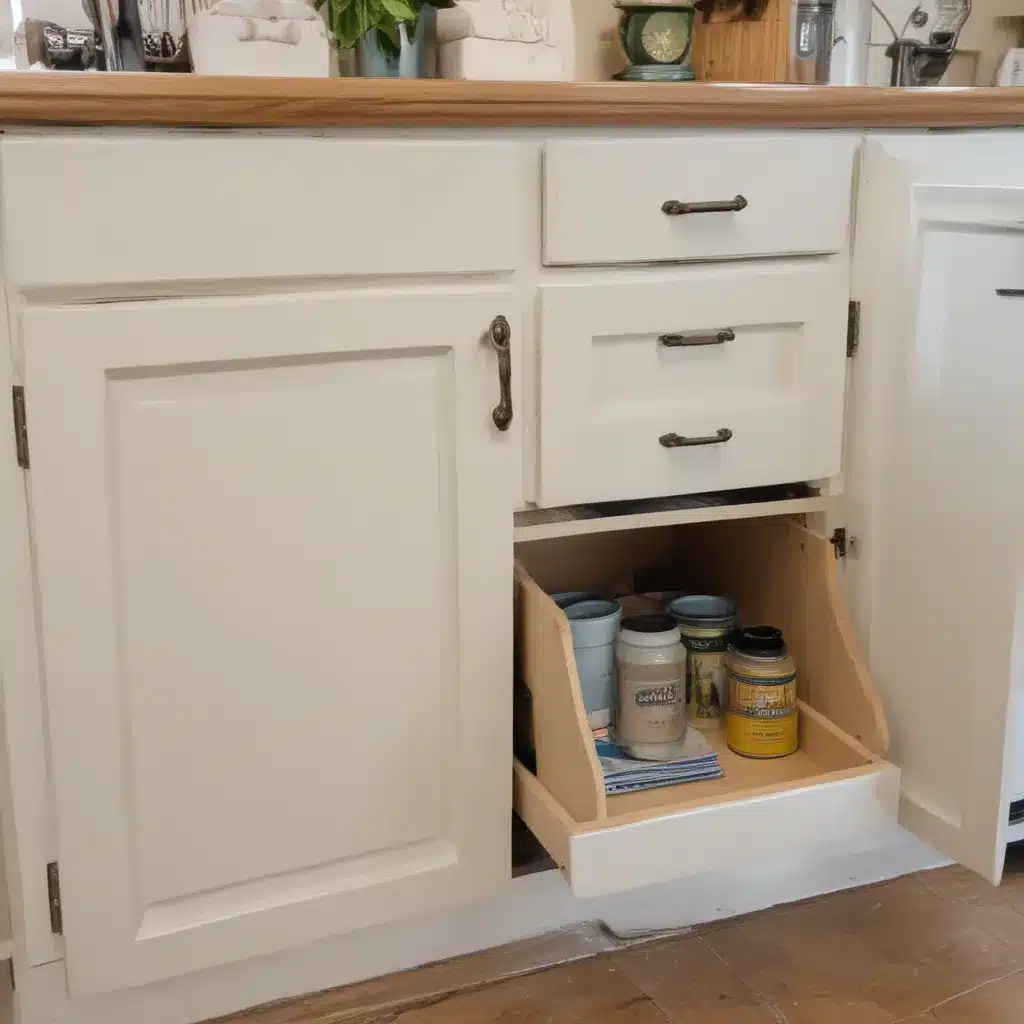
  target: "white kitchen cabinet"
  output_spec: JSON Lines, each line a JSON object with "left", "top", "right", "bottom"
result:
{"left": 20, "top": 286, "right": 516, "bottom": 995}
{"left": 849, "top": 136, "right": 1024, "bottom": 884}
{"left": 3, "top": 124, "right": 1024, "bottom": 1024}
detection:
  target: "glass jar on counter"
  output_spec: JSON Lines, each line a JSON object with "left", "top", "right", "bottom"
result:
{"left": 615, "top": 615, "right": 687, "bottom": 762}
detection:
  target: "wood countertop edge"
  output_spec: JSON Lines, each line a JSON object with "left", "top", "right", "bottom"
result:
{"left": 1, "top": 75, "right": 1023, "bottom": 128}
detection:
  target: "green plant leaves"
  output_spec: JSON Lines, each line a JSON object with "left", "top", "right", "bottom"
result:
{"left": 379, "top": 0, "right": 417, "bottom": 20}
{"left": 320, "top": 0, "right": 435, "bottom": 50}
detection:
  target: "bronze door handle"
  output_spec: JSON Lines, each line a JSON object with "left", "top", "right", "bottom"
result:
{"left": 662, "top": 195, "right": 748, "bottom": 216}
{"left": 660, "top": 329, "right": 735, "bottom": 348}
{"left": 659, "top": 428, "right": 733, "bottom": 448}
{"left": 489, "top": 315, "right": 513, "bottom": 431}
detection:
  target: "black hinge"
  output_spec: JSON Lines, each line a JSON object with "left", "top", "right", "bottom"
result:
{"left": 830, "top": 527, "right": 848, "bottom": 559}
{"left": 46, "top": 861, "right": 62, "bottom": 935}
{"left": 847, "top": 300, "right": 860, "bottom": 358}
{"left": 11, "top": 386, "right": 28, "bottom": 469}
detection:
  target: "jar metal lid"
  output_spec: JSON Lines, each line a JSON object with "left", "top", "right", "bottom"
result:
{"left": 666, "top": 594, "right": 737, "bottom": 628}
{"left": 621, "top": 614, "right": 678, "bottom": 634}
{"left": 728, "top": 626, "right": 788, "bottom": 658}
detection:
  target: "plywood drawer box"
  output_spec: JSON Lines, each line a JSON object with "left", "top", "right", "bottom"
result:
{"left": 543, "top": 135, "right": 858, "bottom": 267}
{"left": 0, "top": 135, "right": 519, "bottom": 290}
{"left": 538, "top": 261, "right": 849, "bottom": 507}
{"left": 512, "top": 518, "right": 899, "bottom": 899}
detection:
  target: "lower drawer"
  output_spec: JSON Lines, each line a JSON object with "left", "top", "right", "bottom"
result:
{"left": 537, "top": 262, "right": 849, "bottom": 507}
{"left": 513, "top": 518, "right": 899, "bottom": 898}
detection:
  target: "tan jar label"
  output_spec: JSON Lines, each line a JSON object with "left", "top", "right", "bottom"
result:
{"left": 618, "top": 663, "right": 685, "bottom": 745}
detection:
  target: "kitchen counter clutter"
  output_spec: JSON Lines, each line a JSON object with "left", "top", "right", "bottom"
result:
{"left": 2, "top": 74, "right": 1024, "bottom": 126}
{"left": 1, "top": 120, "right": 1023, "bottom": 1024}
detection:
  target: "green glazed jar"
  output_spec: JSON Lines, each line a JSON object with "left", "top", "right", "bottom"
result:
{"left": 615, "top": 2, "right": 697, "bottom": 82}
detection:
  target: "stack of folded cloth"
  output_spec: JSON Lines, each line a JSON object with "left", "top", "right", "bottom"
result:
{"left": 595, "top": 730, "right": 724, "bottom": 795}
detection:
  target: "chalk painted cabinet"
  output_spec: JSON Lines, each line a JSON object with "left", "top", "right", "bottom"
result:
{"left": 0, "top": 127, "right": 1021, "bottom": 1024}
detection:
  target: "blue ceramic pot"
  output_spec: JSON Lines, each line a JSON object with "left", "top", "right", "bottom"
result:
{"left": 356, "top": 7, "right": 437, "bottom": 78}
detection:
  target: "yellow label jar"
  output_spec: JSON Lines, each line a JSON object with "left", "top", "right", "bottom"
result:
{"left": 726, "top": 627, "right": 798, "bottom": 759}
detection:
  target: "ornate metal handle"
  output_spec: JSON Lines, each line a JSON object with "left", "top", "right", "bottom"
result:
{"left": 660, "top": 329, "right": 735, "bottom": 348}
{"left": 489, "top": 315, "right": 513, "bottom": 431}
{"left": 662, "top": 195, "right": 748, "bottom": 216}
{"left": 659, "top": 428, "right": 733, "bottom": 448}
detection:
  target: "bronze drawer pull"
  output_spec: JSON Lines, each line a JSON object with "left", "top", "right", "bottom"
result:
{"left": 489, "top": 315, "right": 513, "bottom": 431}
{"left": 660, "top": 328, "right": 735, "bottom": 348}
{"left": 996, "top": 289, "right": 1024, "bottom": 296}
{"left": 662, "top": 195, "right": 748, "bottom": 216}
{"left": 659, "top": 428, "right": 733, "bottom": 448}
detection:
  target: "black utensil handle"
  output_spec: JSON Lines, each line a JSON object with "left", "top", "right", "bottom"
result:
{"left": 659, "top": 428, "right": 734, "bottom": 448}
{"left": 662, "top": 195, "right": 748, "bottom": 216}
{"left": 489, "top": 315, "right": 513, "bottom": 432}
{"left": 660, "top": 329, "right": 735, "bottom": 348}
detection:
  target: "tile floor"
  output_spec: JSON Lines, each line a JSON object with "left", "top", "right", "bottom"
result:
{"left": 13, "top": 852, "right": 1024, "bottom": 1024}
{"left": 379, "top": 848, "right": 1024, "bottom": 1023}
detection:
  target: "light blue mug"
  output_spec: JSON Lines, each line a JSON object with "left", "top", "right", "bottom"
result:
{"left": 554, "top": 594, "right": 623, "bottom": 729}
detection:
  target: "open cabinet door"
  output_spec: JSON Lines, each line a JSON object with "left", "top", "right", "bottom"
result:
{"left": 849, "top": 136, "right": 1024, "bottom": 883}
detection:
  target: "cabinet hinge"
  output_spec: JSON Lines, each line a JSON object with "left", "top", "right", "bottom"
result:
{"left": 829, "top": 527, "right": 848, "bottom": 560}
{"left": 46, "top": 861, "right": 62, "bottom": 935}
{"left": 846, "top": 301, "right": 861, "bottom": 358}
{"left": 11, "top": 386, "right": 28, "bottom": 469}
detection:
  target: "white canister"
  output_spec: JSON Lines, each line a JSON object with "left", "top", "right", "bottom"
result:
{"left": 615, "top": 614, "right": 687, "bottom": 761}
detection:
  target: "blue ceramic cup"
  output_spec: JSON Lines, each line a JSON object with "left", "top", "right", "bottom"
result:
{"left": 554, "top": 594, "right": 622, "bottom": 729}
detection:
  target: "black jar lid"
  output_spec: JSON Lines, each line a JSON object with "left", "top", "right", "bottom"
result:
{"left": 621, "top": 614, "right": 679, "bottom": 634}
{"left": 729, "top": 626, "right": 787, "bottom": 656}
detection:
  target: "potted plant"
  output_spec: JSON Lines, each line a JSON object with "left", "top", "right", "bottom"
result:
{"left": 318, "top": 0, "right": 455, "bottom": 77}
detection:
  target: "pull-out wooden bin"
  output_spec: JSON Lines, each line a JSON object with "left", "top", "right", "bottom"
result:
{"left": 513, "top": 517, "right": 900, "bottom": 898}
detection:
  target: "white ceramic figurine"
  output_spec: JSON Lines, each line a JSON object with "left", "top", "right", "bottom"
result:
{"left": 436, "top": 0, "right": 575, "bottom": 80}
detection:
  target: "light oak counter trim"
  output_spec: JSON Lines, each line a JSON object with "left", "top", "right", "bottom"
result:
{"left": 1, "top": 74, "right": 1024, "bottom": 128}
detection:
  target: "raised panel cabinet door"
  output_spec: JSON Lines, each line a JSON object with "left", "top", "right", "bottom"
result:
{"left": 22, "top": 286, "right": 516, "bottom": 995}
{"left": 851, "top": 136, "right": 1024, "bottom": 884}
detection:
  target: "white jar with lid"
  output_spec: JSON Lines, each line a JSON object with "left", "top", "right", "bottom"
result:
{"left": 615, "top": 614, "right": 687, "bottom": 762}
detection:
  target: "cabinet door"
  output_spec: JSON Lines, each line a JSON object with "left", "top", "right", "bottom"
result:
{"left": 22, "top": 287, "right": 516, "bottom": 995}
{"left": 851, "top": 136, "right": 1024, "bottom": 884}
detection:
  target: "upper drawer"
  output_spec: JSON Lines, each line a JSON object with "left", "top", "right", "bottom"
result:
{"left": 543, "top": 134, "right": 858, "bottom": 266}
{"left": 1, "top": 135, "right": 519, "bottom": 291}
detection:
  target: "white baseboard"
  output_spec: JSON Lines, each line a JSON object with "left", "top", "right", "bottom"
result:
{"left": 15, "top": 827, "right": 947, "bottom": 1024}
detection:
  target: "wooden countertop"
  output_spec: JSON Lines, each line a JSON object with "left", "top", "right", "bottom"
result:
{"left": 0, "top": 74, "right": 1023, "bottom": 129}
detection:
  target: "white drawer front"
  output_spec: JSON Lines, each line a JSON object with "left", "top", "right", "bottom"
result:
{"left": 544, "top": 135, "right": 857, "bottom": 266}
{"left": 538, "top": 263, "right": 849, "bottom": 506}
{"left": 1, "top": 135, "right": 519, "bottom": 290}
{"left": 517, "top": 759, "right": 900, "bottom": 899}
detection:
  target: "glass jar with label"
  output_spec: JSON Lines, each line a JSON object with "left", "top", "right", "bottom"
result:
{"left": 615, "top": 615, "right": 687, "bottom": 761}
{"left": 726, "top": 626, "right": 799, "bottom": 759}
{"left": 667, "top": 595, "right": 737, "bottom": 730}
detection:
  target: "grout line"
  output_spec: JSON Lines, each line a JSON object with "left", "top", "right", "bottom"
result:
{"left": 699, "top": 936, "right": 791, "bottom": 1024}
{"left": 926, "top": 965, "right": 1024, "bottom": 1017}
